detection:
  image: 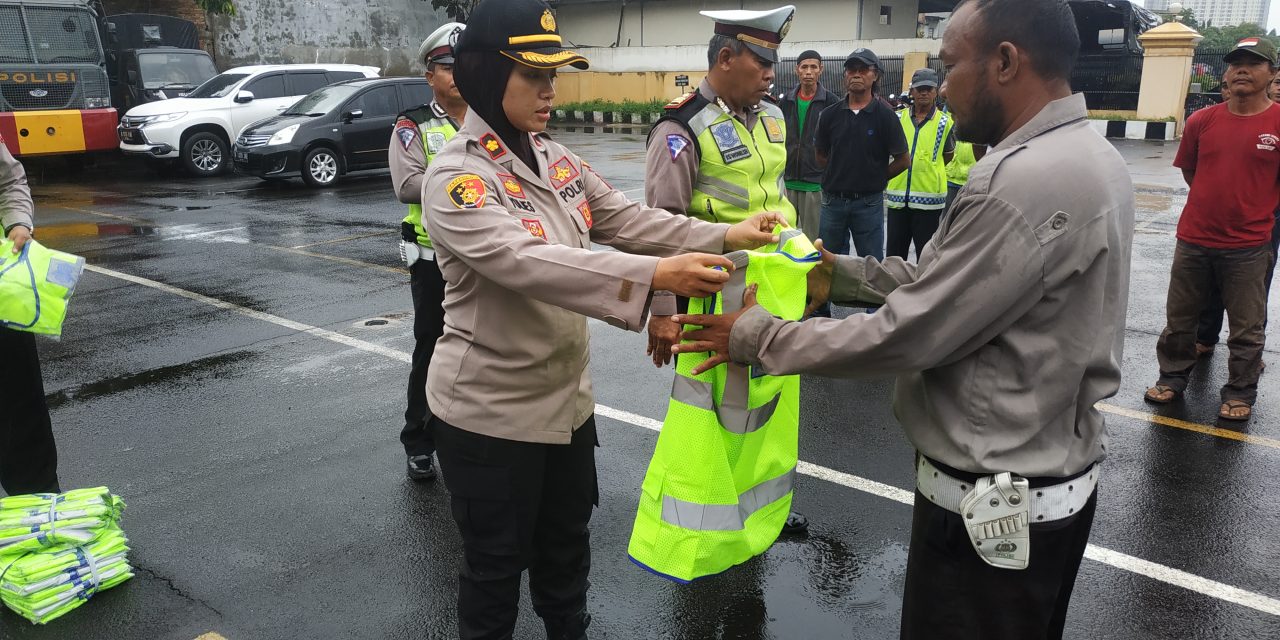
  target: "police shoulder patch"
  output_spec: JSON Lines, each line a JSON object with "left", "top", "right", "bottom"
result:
{"left": 479, "top": 133, "right": 507, "bottom": 160}
{"left": 395, "top": 120, "right": 418, "bottom": 149}
{"left": 666, "top": 134, "right": 690, "bottom": 161}
{"left": 446, "top": 174, "right": 488, "bottom": 209}
{"left": 665, "top": 92, "right": 697, "bottom": 110}
{"left": 521, "top": 218, "right": 547, "bottom": 241}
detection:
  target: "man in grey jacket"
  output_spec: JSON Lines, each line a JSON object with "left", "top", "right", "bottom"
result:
{"left": 0, "top": 135, "right": 60, "bottom": 496}
{"left": 671, "top": 1, "right": 1135, "bottom": 637}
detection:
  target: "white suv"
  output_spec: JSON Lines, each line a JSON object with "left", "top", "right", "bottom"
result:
{"left": 118, "top": 64, "right": 380, "bottom": 176}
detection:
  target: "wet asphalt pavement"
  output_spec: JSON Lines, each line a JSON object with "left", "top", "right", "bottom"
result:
{"left": 2, "top": 129, "right": 1279, "bottom": 640}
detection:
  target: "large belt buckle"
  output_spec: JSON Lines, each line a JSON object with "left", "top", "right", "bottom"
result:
{"left": 399, "top": 240, "right": 419, "bottom": 267}
{"left": 959, "top": 472, "right": 1031, "bottom": 570}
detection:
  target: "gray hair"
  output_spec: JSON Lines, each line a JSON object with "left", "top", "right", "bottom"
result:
{"left": 707, "top": 34, "right": 751, "bottom": 68}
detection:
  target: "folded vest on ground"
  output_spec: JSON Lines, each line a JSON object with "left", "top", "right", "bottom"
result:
{"left": 0, "top": 239, "right": 86, "bottom": 337}
{"left": 629, "top": 227, "right": 818, "bottom": 583}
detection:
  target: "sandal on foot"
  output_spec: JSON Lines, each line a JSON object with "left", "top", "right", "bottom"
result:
{"left": 1219, "top": 400, "right": 1252, "bottom": 422}
{"left": 1144, "top": 385, "right": 1179, "bottom": 404}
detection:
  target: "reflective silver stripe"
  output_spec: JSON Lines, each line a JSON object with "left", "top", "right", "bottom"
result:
{"left": 695, "top": 176, "right": 751, "bottom": 210}
{"left": 661, "top": 467, "right": 796, "bottom": 531}
{"left": 670, "top": 375, "right": 780, "bottom": 434}
{"left": 688, "top": 103, "right": 723, "bottom": 136}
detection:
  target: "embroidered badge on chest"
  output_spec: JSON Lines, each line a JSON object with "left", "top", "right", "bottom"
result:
{"left": 762, "top": 116, "right": 784, "bottom": 144}
{"left": 549, "top": 156, "right": 580, "bottom": 189}
{"left": 577, "top": 202, "right": 593, "bottom": 229}
{"left": 497, "top": 173, "right": 527, "bottom": 199}
{"left": 446, "top": 174, "right": 487, "bottom": 209}
{"left": 426, "top": 132, "right": 446, "bottom": 155}
{"left": 480, "top": 133, "right": 507, "bottom": 160}
{"left": 710, "top": 120, "right": 751, "bottom": 163}
{"left": 521, "top": 218, "right": 547, "bottom": 240}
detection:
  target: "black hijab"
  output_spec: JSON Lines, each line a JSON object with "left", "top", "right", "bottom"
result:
{"left": 454, "top": 50, "right": 539, "bottom": 175}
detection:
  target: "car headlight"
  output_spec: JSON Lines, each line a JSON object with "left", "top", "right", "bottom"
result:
{"left": 268, "top": 124, "right": 300, "bottom": 146}
{"left": 138, "top": 112, "right": 187, "bottom": 126}
{"left": 85, "top": 97, "right": 112, "bottom": 109}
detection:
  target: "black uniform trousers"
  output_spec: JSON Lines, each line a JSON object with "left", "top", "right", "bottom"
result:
{"left": 900, "top": 474, "right": 1097, "bottom": 640}
{"left": 0, "top": 327, "right": 60, "bottom": 495}
{"left": 399, "top": 228, "right": 447, "bottom": 457}
{"left": 433, "top": 416, "right": 598, "bottom": 640}
{"left": 886, "top": 206, "right": 943, "bottom": 261}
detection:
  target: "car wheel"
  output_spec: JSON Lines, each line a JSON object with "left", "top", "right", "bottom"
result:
{"left": 301, "top": 146, "right": 340, "bottom": 187}
{"left": 181, "top": 132, "right": 228, "bottom": 177}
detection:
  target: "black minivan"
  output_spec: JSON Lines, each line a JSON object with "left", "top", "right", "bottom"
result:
{"left": 232, "top": 77, "right": 433, "bottom": 187}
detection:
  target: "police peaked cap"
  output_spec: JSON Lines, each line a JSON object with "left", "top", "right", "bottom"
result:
{"left": 457, "top": 0, "right": 589, "bottom": 70}
{"left": 419, "top": 22, "right": 464, "bottom": 65}
{"left": 700, "top": 5, "right": 796, "bottom": 64}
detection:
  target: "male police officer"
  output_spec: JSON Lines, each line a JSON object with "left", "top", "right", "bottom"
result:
{"left": 1, "top": 135, "right": 61, "bottom": 496}
{"left": 388, "top": 22, "right": 467, "bottom": 481}
{"left": 642, "top": 5, "right": 807, "bottom": 535}
{"left": 672, "top": 1, "right": 1134, "bottom": 636}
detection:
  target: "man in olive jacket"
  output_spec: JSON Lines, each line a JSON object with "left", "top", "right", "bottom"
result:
{"left": 778, "top": 50, "right": 838, "bottom": 236}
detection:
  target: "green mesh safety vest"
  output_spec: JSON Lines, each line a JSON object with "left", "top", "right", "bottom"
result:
{"left": 0, "top": 239, "right": 85, "bottom": 337}
{"left": 886, "top": 107, "right": 953, "bottom": 210}
{"left": 656, "top": 95, "right": 797, "bottom": 227}
{"left": 402, "top": 103, "right": 458, "bottom": 248}
{"left": 947, "top": 140, "right": 977, "bottom": 188}
{"left": 629, "top": 227, "right": 818, "bottom": 583}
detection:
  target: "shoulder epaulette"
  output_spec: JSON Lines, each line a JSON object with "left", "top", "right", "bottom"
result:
{"left": 665, "top": 92, "right": 697, "bottom": 110}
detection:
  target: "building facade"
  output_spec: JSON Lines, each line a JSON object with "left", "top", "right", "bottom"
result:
{"left": 1146, "top": 0, "right": 1271, "bottom": 27}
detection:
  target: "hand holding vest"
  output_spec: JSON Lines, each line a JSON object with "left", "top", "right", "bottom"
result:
{"left": 0, "top": 239, "right": 85, "bottom": 337}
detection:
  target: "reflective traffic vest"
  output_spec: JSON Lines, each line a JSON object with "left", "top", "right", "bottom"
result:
{"left": 947, "top": 141, "right": 977, "bottom": 189}
{"left": 886, "top": 107, "right": 953, "bottom": 210}
{"left": 654, "top": 93, "right": 797, "bottom": 227}
{"left": 629, "top": 227, "right": 818, "bottom": 583}
{"left": 403, "top": 103, "right": 458, "bottom": 248}
{"left": 0, "top": 239, "right": 85, "bottom": 337}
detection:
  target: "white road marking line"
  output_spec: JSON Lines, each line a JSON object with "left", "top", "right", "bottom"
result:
{"left": 86, "top": 266, "right": 1280, "bottom": 618}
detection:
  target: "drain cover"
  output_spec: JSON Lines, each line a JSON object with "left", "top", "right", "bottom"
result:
{"left": 364, "top": 319, "right": 389, "bottom": 326}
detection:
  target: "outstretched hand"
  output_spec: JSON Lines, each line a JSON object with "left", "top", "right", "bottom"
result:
{"left": 803, "top": 239, "right": 837, "bottom": 317}
{"left": 671, "top": 284, "right": 758, "bottom": 376}
{"left": 7, "top": 225, "right": 30, "bottom": 254}
{"left": 724, "top": 212, "right": 788, "bottom": 251}
{"left": 653, "top": 253, "right": 734, "bottom": 298}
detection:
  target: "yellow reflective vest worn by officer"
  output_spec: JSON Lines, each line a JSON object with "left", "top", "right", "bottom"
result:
{"left": 629, "top": 228, "right": 818, "bottom": 583}
{"left": 390, "top": 101, "right": 459, "bottom": 250}
{"left": 886, "top": 106, "right": 954, "bottom": 210}
{"left": 421, "top": 114, "right": 732, "bottom": 443}
{"left": 947, "top": 141, "right": 977, "bottom": 190}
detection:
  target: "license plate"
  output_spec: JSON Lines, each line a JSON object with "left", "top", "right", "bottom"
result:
{"left": 119, "top": 128, "right": 141, "bottom": 144}
{"left": 234, "top": 151, "right": 248, "bottom": 162}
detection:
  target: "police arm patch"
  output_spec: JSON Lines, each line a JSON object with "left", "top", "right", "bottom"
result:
{"left": 666, "top": 134, "right": 691, "bottom": 161}
{"left": 395, "top": 121, "right": 418, "bottom": 150}
{"left": 446, "top": 174, "right": 488, "bottom": 209}
{"left": 521, "top": 218, "right": 547, "bottom": 240}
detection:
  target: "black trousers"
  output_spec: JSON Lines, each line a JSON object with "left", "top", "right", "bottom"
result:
{"left": 433, "top": 416, "right": 598, "bottom": 640}
{"left": 400, "top": 244, "right": 447, "bottom": 457}
{"left": 0, "top": 327, "right": 60, "bottom": 495}
{"left": 900, "top": 487, "right": 1097, "bottom": 640}
{"left": 886, "top": 206, "right": 942, "bottom": 261}
{"left": 1196, "top": 210, "right": 1280, "bottom": 346}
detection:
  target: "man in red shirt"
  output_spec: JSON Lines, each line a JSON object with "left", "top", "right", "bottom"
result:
{"left": 1146, "top": 37, "right": 1280, "bottom": 422}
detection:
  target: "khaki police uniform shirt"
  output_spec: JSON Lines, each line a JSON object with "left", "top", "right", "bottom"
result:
{"left": 645, "top": 79, "right": 765, "bottom": 215}
{"left": 423, "top": 113, "right": 731, "bottom": 444}
{"left": 0, "top": 136, "right": 33, "bottom": 232}
{"left": 729, "top": 94, "right": 1135, "bottom": 478}
{"left": 388, "top": 101, "right": 455, "bottom": 205}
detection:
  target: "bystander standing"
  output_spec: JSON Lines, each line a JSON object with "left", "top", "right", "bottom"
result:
{"left": 885, "top": 68, "right": 956, "bottom": 259}
{"left": 778, "top": 50, "right": 838, "bottom": 237}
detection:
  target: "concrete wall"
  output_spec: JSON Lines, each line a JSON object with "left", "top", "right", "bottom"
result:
{"left": 557, "top": 0, "right": 920, "bottom": 48}
{"left": 206, "top": 0, "right": 448, "bottom": 76}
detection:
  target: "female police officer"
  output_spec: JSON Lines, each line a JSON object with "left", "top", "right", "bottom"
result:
{"left": 421, "top": 1, "right": 787, "bottom": 638}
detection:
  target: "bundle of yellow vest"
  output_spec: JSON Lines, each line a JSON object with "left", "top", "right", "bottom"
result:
{"left": 0, "top": 488, "right": 132, "bottom": 624}
{"left": 629, "top": 227, "right": 818, "bottom": 583}
{"left": 0, "top": 239, "right": 85, "bottom": 338}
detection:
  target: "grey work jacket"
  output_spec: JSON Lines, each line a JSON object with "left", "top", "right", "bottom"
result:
{"left": 0, "top": 138, "right": 33, "bottom": 233}
{"left": 729, "top": 94, "right": 1135, "bottom": 478}
{"left": 423, "top": 114, "right": 729, "bottom": 444}
{"left": 777, "top": 84, "right": 839, "bottom": 184}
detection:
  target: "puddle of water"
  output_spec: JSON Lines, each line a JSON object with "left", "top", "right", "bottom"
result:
{"left": 46, "top": 351, "right": 258, "bottom": 409}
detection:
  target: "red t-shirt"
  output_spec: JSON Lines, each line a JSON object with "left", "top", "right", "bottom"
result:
{"left": 1174, "top": 102, "right": 1280, "bottom": 248}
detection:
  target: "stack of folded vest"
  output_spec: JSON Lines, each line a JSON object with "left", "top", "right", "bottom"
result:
{"left": 0, "top": 488, "right": 132, "bottom": 624}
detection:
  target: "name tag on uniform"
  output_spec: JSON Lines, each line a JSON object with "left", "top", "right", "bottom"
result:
{"left": 761, "top": 116, "right": 784, "bottom": 144}
{"left": 426, "top": 132, "right": 446, "bottom": 155}
{"left": 711, "top": 120, "right": 751, "bottom": 164}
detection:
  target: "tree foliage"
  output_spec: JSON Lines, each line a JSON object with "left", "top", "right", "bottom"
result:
{"left": 429, "top": 0, "right": 479, "bottom": 22}
{"left": 195, "top": 0, "right": 236, "bottom": 16}
{"left": 1175, "top": 9, "right": 1280, "bottom": 52}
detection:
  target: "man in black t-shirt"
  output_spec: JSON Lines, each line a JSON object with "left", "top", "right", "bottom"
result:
{"left": 810, "top": 48, "right": 909, "bottom": 315}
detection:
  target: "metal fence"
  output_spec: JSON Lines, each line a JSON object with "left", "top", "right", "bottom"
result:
{"left": 1070, "top": 53, "right": 1144, "bottom": 110}
{"left": 775, "top": 55, "right": 911, "bottom": 99}
{"left": 1186, "top": 47, "right": 1230, "bottom": 118}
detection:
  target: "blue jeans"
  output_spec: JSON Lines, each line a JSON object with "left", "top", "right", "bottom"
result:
{"left": 812, "top": 192, "right": 884, "bottom": 317}
{"left": 819, "top": 192, "right": 884, "bottom": 261}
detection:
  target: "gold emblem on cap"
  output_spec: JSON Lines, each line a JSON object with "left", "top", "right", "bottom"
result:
{"left": 541, "top": 9, "right": 556, "bottom": 32}
{"left": 780, "top": 14, "right": 793, "bottom": 40}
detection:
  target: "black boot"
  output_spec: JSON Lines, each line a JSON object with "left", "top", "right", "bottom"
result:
{"left": 543, "top": 609, "right": 591, "bottom": 640}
